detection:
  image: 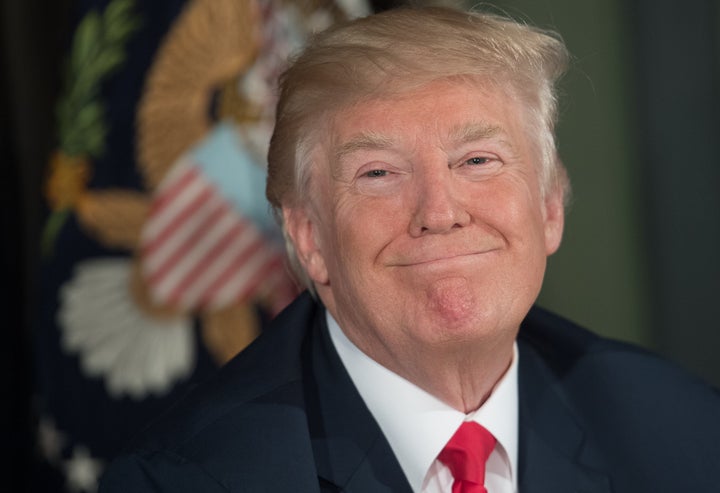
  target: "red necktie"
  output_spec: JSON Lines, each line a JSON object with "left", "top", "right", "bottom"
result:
{"left": 438, "top": 422, "right": 497, "bottom": 493}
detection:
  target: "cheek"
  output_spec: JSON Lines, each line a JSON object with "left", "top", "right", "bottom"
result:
{"left": 477, "top": 178, "right": 548, "bottom": 248}
{"left": 332, "top": 197, "right": 406, "bottom": 266}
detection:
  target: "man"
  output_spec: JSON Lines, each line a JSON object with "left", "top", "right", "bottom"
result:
{"left": 99, "top": 6, "right": 720, "bottom": 492}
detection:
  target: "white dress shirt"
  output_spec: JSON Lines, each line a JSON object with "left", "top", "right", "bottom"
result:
{"left": 327, "top": 312, "right": 518, "bottom": 493}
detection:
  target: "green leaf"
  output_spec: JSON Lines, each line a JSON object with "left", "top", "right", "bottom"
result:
{"left": 71, "top": 11, "right": 102, "bottom": 73}
{"left": 105, "top": 17, "right": 142, "bottom": 45}
{"left": 104, "top": 0, "right": 134, "bottom": 25}
{"left": 41, "top": 209, "right": 71, "bottom": 258}
{"left": 60, "top": 124, "right": 84, "bottom": 155}
{"left": 60, "top": 101, "right": 105, "bottom": 156}
{"left": 53, "top": 0, "right": 140, "bottom": 157}
{"left": 74, "top": 102, "right": 104, "bottom": 131}
{"left": 84, "top": 122, "right": 107, "bottom": 158}
{"left": 92, "top": 49, "right": 126, "bottom": 78}
{"left": 104, "top": 0, "right": 140, "bottom": 44}
{"left": 67, "top": 69, "right": 99, "bottom": 104}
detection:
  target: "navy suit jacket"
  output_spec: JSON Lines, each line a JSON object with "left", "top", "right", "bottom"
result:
{"left": 99, "top": 293, "right": 720, "bottom": 492}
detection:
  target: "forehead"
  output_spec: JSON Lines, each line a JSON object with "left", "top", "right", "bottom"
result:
{"left": 320, "top": 79, "right": 529, "bottom": 159}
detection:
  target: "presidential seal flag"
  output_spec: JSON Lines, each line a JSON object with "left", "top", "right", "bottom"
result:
{"left": 34, "top": 0, "right": 381, "bottom": 491}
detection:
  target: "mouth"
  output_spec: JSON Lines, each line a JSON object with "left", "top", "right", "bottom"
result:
{"left": 392, "top": 249, "right": 499, "bottom": 268}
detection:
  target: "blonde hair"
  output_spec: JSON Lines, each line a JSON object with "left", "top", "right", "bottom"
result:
{"left": 266, "top": 6, "right": 570, "bottom": 289}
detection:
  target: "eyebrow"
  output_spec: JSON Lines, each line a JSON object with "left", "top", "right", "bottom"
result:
{"left": 449, "top": 121, "right": 519, "bottom": 157}
{"left": 448, "top": 122, "right": 503, "bottom": 145}
{"left": 335, "top": 123, "right": 504, "bottom": 158}
{"left": 334, "top": 132, "right": 395, "bottom": 163}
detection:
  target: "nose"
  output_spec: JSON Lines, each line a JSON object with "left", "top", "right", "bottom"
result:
{"left": 409, "top": 167, "right": 470, "bottom": 237}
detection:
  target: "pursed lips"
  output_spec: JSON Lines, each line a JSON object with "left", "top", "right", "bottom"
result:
{"left": 388, "top": 248, "right": 501, "bottom": 268}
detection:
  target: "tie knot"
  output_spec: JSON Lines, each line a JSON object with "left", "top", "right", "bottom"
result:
{"left": 438, "top": 422, "right": 496, "bottom": 490}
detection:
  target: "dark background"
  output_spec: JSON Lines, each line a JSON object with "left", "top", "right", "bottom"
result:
{"left": 2, "top": 0, "right": 73, "bottom": 490}
{"left": 3, "top": 0, "right": 719, "bottom": 490}
{"left": 494, "top": 0, "right": 720, "bottom": 382}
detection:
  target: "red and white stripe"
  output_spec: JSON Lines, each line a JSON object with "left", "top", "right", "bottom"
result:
{"left": 140, "top": 158, "right": 296, "bottom": 314}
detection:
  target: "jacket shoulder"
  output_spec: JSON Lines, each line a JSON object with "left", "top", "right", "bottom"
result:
{"left": 518, "top": 305, "right": 720, "bottom": 490}
{"left": 100, "top": 294, "right": 322, "bottom": 492}
{"left": 520, "top": 305, "right": 719, "bottom": 392}
{"left": 146, "top": 293, "right": 318, "bottom": 440}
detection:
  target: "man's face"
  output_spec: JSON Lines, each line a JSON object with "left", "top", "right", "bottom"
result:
{"left": 285, "top": 79, "right": 564, "bottom": 375}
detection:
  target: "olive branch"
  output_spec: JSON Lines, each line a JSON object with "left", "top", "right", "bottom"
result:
{"left": 42, "top": 0, "right": 141, "bottom": 256}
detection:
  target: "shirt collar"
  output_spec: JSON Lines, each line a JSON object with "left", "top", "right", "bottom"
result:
{"left": 326, "top": 312, "right": 519, "bottom": 493}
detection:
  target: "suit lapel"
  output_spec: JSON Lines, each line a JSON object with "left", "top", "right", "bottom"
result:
{"left": 302, "top": 306, "right": 413, "bottom": 493}
{"left": 517, "top": 324, "right": 612, "bottom": 493}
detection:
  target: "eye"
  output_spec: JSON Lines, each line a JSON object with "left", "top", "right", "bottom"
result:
{"left": 365, "top": 169, "right": 388, "bottom": 178}
{"left": 353, "top": 166, "right": 402, "bottom": 196}
{"left": 454, "top": 153, "right": 502, "bottom": 179}
{"left": 466, "top": 156, "right": 490, "bottom": 166}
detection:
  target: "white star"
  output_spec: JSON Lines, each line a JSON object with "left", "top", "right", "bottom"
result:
{"left": 37, "top": 416, "right": 67, "bottom": 464}
{"left": 64, "top": 446, "right": 104, "bottom": 493}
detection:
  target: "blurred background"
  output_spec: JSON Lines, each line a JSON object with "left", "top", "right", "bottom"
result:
{"left": 2, "top": 0, "right": 718, "bottom": 491}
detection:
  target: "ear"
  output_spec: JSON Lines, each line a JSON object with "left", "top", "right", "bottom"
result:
{"left": 542, "top": 184, "right": 565, "bottom": 256}
{"left": 282, "top": 206, "right": 329, "bottom": 285}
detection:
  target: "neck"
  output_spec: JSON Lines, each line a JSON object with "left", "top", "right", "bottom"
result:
{"left": 334, "top": 316, "right": 516, "bottom": 413}
{"left": 393, "top": 339, "right": 515, "bottom": 413}
{"left": 321, "top": 292, "right": 518, "bottom": 413}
